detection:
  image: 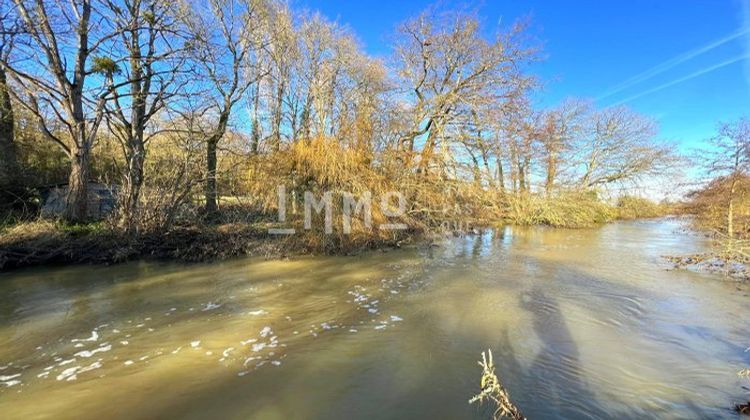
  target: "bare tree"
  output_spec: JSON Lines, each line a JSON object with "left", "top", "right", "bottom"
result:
{"left": 698, "top": 117, "right": 750, "bottom": 237}
{"left": 538, "top": 99, "right": 588, "bottom": 194}
{"left": 2, "top": 0, "right": 111, "bottom": 222}
{"left": 186, "top": 0, "right": 264, "bottom": 215}
{"left": 0, "top": 0, "right": 20, "bottom": 189}
{"left": 99, "top": 0, "right": 188, "bottom": 230}
{"left": 393, "top": 8, "right": 534, "bottom": 175}
{"left": 264, "top": 2, "right": 295, "bottom": 150}
{"left": 575, "top": 107, "right": 673, "bottom": 190}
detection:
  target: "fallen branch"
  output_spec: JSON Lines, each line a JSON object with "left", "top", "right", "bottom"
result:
{"left": 469, "top": 349, "right": 526, "bottom": 420}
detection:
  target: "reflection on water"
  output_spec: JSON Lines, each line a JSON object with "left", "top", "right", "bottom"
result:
{"left": 0, "top": 219, "right": 748, "bottom": 419}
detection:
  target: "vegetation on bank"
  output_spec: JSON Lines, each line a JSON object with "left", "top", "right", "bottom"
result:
{"left": 669, "top": 117, "right": 750, "bottom": 280}
{"left": 0, "top": 1, "right": 677, "bottom": 269}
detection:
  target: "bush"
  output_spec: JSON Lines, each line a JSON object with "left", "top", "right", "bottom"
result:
{"left": 504, "top": 190, "right": 616, "bottom": 228}
{"left": 616, "top": 195, "right": 669, "bottom": 220}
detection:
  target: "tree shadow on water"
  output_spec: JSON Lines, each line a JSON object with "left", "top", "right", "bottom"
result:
{"left": 492, "top": 286, "right": 614, "bottom": 419}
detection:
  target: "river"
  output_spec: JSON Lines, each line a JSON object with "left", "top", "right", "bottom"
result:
{"left": 0, "top": 219, "right": 748, "bottom": 419}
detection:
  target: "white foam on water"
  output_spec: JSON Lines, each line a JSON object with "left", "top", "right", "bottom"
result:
{"left": 56, "top": 361, "right": 102, "bottom": 381}
{"left": 75, "top": 344, "right": 112, "bottom": 358}
{"left": 120, "top": 341, "right": 129, "bottom": 345}
{"left": 237, "top": 371, "right": 249, "bottom": 377}
{"left": 0, "top": 364, "right": 10, "bottom": 370}
{"left": 113, "top": 329, "right": 120, "bottom": 333}
{"left": 71, "top": 331, "right": 98, "bottom": 343}
{"left": 205, "top": 351, "right": 213, "bottom": 356}
{"left": 271, "top": 361, "right": 281, "bottom": 366}
{"left": 58, "top": 358, "right": 76, "bottom": 367}
{"left": 202, "top": 302, "right": 222, "bottom": 311}
{"left": 37, "top": 371, "right": 50, "bottom": 378}
{"left": 1, "top": 379, "right": 21, "bottom": 387}
{"left": 171, "top": 346, "right": 182, "bottom": 355}
{"left": 349, "top": 329, "right": 358, "bottom": 333}
{"left": 74, "top": 343, "right": 84, "bottom": 348}
{"left": 390, "top": 316, "right": 403, "bottom": 322}
{"left": 240, "top": 338, "right": 257, "bottom": 346}
{"left": 259, "top": 326, "right": 272, "bottom": 338}
{"left": 0, "top": 373, "right": 21, "bottom": 381}
{"left": 374, "top": 325, "right": 386, "bottom": 330}
{"left": 222, "top": 347, "right": 235, "bottom": 358}
{"left": 124, "top": 360, "right": 134, "bottom": 366}
{"left": 191, "top": 341, "right": 201, "bottom": 348}
{"left": 368, "top": 309, "right": 378, "bottom": 314}
{"left": 247, "top": 310, "right": 267, "bottom": 316}
{"left": 251, "top": 343, "right": 266, "bottom": 352}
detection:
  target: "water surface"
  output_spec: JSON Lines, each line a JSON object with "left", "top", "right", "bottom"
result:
{"left": 1, "top": 219, "right": 748, "bottom": 419}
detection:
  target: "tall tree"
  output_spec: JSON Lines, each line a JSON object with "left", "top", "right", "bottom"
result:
{"left": 699, "top": 117, "right": 750, "bottom": 237}
{"left": 393, "top": 8, "right": 534, "bottom": 175}
{"left": 100, "top": 0, "right": 186, "bottom": 230}
{"left": 187, "top": 0, "right": 264, "bottom": 215}
{"left": 0, "top": 1, "right": 19, "bottom": 190}
{"left": 538, "top": 99, "right": 588, "bottom": 194}
{"left": 575, "top": 106, "right": 672, "bottom": 189}
{"left": 3, "top": 0, "right": 109, "bottom": 222}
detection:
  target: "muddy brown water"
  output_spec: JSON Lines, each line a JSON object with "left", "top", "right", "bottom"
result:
{"left": 1, "top": 219, "right": 748, "bottom": 419}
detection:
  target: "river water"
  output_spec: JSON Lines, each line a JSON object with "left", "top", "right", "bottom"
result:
{"left": 0, "top": 219, "right": 748, "bottom": 419}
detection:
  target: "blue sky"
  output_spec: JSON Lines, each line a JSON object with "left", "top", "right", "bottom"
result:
{"left": 299, "top": 0, "right": 750, "bottom": 152}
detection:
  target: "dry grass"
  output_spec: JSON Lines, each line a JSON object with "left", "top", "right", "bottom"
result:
{"left": 504, "top": 191, "right": 616, "bottom": 228}
{"left": 616, "top": 195, "right": 671, "bottom": 220}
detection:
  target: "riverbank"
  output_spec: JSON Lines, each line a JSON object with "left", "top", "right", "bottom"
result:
{"left": 0, "top": 194, "right": 674, "bottom": 271}
{"left": 0, "top": 220, "right": 418, "bottom": 271}
{"left": 667, "top": 251, "right": 750, "bottom": 281}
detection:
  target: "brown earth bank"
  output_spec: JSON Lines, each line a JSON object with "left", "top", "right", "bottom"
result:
{"left": 0, "top": 221, "right": 420, "bottom": 271}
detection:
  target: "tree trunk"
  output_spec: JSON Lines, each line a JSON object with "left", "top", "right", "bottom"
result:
{"left": 250, "top": 82, "right": 261, "bottom": 154}
{"left": 728, "top": 175, "right": 737, "bottom": 238}
{"left": 509, "top": 145, "right": 518, "bottom": 193}
{"left": 65, "top": 143, "right": 90, "bottom": 222}
{"left": 122, "top": 140, "right": 145, "bottom": 231}
{"left": 545, "top": 151, "right": 557, "bottom": 195}
{"left": 0, "top": 66, "right": 17, "bottom": 188}
{"left": 205, "top": 138, "right": 219, "bottom": 214}
{"left": 497, "top": 159, "right": 505, "bottom": 192}
{"left": 272, "top": 80, "right": 284, "bottom": 151}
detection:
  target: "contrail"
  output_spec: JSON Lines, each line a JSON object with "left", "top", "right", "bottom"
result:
{"left": 610, "top": 53, "right": 750, "bottom": 106}
{"left": 596, "top": 27, "right": 750, "bottom": 101}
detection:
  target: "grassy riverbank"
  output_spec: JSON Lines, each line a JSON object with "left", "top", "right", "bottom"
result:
{"left": 0, "top": 194, "right": 670, "bottom": 270}
{"left": 0, "top": 218, "right": 420, "bottom": 270}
